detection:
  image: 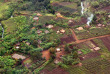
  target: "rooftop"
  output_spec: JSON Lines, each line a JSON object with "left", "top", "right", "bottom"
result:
{"left": 12, "top": 53, "right": 26, "bottom": 60}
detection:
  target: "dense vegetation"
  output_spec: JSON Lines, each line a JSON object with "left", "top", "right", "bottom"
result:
{"left": 0, "top": 0, "right": 110, "bottom": 73}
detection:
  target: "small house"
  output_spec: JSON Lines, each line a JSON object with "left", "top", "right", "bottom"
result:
{"left": 37, "top": 13, "right": 42, "bottom": 16}
{"left": 97, "top": 24, "right": 102, "bottom": 27}
{"left": 78, "top": 51, "right": 82, "bottom": 54}
{"left": 12, "top": 53, "right": 26, "bottom": 60}
{"left": 94, "top": 47, "right": 100, "bottom": 51}
{"left": 36, "top": 30, "right": 42, "bottom": 34}
{"left": 56, "top": 48, "right": 61, "bottom": 52}
{"left": 57, "top": 31, "right": 60, "bottom": 34}
{"left": 26, "top": 42, "right": 30, "bottom": 46}
{"left": 45, "top": 30, "right": 50, "bottom": 34}
{"left": 16, "top": 46, "right": 20, "bottom": 49}
{"left": 68, "top": 19, "right": 73, "bottom": 23}
{"left": 56, "top": 13, "right": 63, "bottom": 18}
{"left": 54, "top": 59, "right": 61, "bottom": 64}
{"left": 33, "top": 16, "right": 39, "bottom": 20}
{"left": 76, "top": 27, "right": 84, "bottom": 31}
{"left": 60, "top": 29, "right": 65, "bottom": 33}
{"left": 46, "top": 25, "right": 54, "bottom": 29}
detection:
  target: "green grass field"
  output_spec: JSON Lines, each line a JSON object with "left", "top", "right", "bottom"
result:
{"left": 0, "top": 2, "right": 13, "bottom": 20}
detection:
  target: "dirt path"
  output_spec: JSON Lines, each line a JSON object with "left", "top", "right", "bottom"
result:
{"left": 75, "top": 34, "right": 110, "bottom": 44}
{"left": 69, "top": 28, "right": 110, "bottom": 44}
{"left": 70, "top": 29, "right": 79, "bottom": 41}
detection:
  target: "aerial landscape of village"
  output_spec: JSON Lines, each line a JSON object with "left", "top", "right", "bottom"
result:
{"left": 0, "top": 0, "right": 110, "bottom": 73}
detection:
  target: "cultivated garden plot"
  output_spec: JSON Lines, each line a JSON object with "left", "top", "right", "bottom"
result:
{"left": 100, "top": 36, "right": 110, "bottom": 51}
{"left": 66, "top": 57, "right": 110, "bottom": 74}
{"left": 68, "top": 17, "right": 87, "bottom": 27}
{"left": 79, "top": 52, "right": 100, "bottom": 61}
{"left": 74, "top": 26, "right": 110, "bottom": 40}
{"left": 52, "top": 2, "right": 78, "bottom": 13}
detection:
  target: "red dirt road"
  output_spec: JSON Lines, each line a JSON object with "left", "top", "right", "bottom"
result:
{"left": 70, "top": 29, "right": 79, "bottom": 41}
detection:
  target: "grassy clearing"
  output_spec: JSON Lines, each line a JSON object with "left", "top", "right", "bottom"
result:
{"left": 0, "top": 2, "right": 13, "bottom": 20}
{"left": 39, "top": 15, "right": 55, "bottom": 24}
{"left": 65, "top": 3, "right": 77, "bottom": 9}
{"left": 1, "top": 16, "right": 27, "bottom": 34}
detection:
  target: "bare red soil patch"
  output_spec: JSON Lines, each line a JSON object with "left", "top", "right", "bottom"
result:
{"left": 79, "top": 52, "right": 100, "bottom": 61}
{"left": 40, "top": 67, "right": 69, "bottom": 74}
{"left": 69, "top": 17, "right": 87, "bottom": 27}
{"left": 42, "top": 50, "right": 50, "bottom": 60}
{"left": 60, "top": 35, "right": 76, "bottom": 45}
{"left": 100, "top": 36, "right": 110, "bottom": 51}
